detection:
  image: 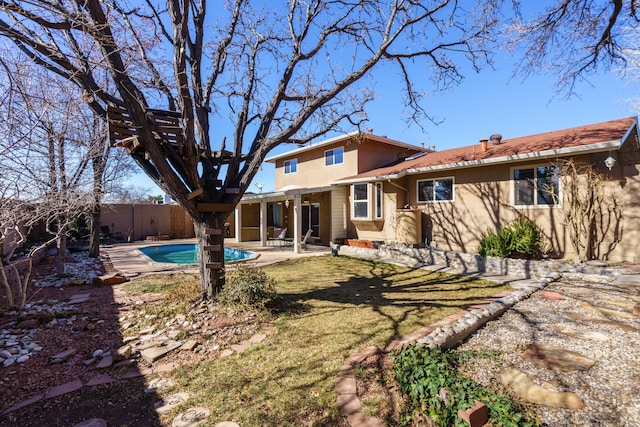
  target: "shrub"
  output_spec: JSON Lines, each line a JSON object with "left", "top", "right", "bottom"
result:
{"left": 478, "top": 215, "right": 543, "bottom": 259}
{"left": 392, "top": 345, "right": 539, "bottom": 427}
{"left": 219, "top": 265, "right": 278, "bottom": 310}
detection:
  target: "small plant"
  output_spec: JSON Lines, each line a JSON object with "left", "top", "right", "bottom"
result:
{"left": 478, "top": 215, "right": 543, "bottom": 259}
{"left": 219, "top": 265, "right": 278, "bottom": 310}
{"left": 392, "top": 345, "right": 539, "bottom": 427}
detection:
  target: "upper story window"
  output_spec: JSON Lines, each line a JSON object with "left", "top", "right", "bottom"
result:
{"left": 417, "top": 177, "right": 454, "bottom": 203}
{"left": 513, "top": 165, "right": 559, "bottom": 206}
{"left": 325, "top": 146, "right": 344, "bottom": 166}
{"left": 284, "top": 159, "right": 297, "bottom": 174}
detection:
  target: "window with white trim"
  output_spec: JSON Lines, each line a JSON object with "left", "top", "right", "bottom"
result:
{"left": 351, "top": 182, "right": 384, "bottom": 220}
{"left": 375, "top": 182, "right": 383, "bottom": 219}
{"left": 417, "top": 177, "right": 454, "bottom": 202}
{"left": 352, "top": 183, "right": 369, "bottom": 219}
{"left": 325, "top": 146, "right": 344, "bottom": 166}
{"left": 513, "top": 165, "right": 559, "bottom": 206}
{"left": 284, "top": 159, "right": 297, "bottom": 174}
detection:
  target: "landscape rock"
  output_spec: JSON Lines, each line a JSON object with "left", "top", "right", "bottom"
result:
{"left": 172, "top": 407, "right": 211, "bottom": 427}
{"left": 501, "top": 367, "right": 584, "bottom": 409}
{"left": 93, "top": 272, "right": 128, "bottom": 286}
{"left": 522, "top": 343, "right": 596, "bottom": 371}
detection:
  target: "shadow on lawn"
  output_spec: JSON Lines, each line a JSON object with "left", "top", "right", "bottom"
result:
{"left": 276, "top": 257, "right": 508, "bottom": 349}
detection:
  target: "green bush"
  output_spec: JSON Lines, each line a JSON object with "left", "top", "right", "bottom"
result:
{"left": 392, "top": 345, "right": 539, "bottom": 427}
{"left": 219, "top": 265, "right": 278, "bottom": 310}
{"left": 478, "top": 215, "right": 543, "bottom": 259}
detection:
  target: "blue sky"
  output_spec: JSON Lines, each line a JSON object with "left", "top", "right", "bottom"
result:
{"left": 130, "top": 53, "right": 638, "bottom": 197}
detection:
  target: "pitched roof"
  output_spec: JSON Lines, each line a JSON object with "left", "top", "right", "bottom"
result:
{"left": 264, "top": 131, "right": 425, "bottom": 163}
{"left": 332, "top": 116, "right": 638, "bottom": 183}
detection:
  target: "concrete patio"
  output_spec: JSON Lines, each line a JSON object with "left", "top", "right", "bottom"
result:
{"left": 102, "top": 239, "right": 331, "bottom": 277}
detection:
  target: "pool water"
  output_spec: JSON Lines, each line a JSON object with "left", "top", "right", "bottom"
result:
{"left": 139, "top": 244, "right": 253, "bottom": 264}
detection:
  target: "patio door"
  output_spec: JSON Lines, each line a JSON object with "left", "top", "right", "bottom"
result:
{"left": 302, "top": 203, "right": 320, "bottom": 237}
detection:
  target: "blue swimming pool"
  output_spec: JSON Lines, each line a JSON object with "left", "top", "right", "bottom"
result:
{"left": 139, "top": 244, "right": 254, "bottom": 264}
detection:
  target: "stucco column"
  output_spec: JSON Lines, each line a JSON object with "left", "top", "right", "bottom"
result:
{"left": 259, "top": 201, "right": 267, "bottom": 246}
{"left": 293, "top": 194, "right": 302, "bottom": 253}
{"left": 234, "top": 206, "right": 241, "bottom": 243}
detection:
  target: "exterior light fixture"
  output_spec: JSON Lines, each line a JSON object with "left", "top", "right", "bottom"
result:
{"left": 604, "top": 155, "right": 616, "bottom": 170}
{"left": 285, "top": 199, "right": 289, "bottom": 208}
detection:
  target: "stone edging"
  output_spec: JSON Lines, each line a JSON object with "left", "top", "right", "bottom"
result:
{"left": 335, "top": 275, "right": 558, "bottom": 427}
{"left": 337, "top": 244, "right": 626, "bottom": 281}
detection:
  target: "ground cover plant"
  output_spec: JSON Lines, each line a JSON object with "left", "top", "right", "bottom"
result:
{"left": 392, "top": 345, "right": 540, "bottom": 426}
{"left": 156, "top": 255, "right": 509, "bottom": 425}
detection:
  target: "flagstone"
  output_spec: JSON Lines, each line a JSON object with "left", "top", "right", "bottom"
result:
{"left": 155, "top": 392, "right": 190, "bottom": 414}
{"left": 581, "top": 303, "right": 637, "bottom": 319}
{"left": 86, "top": 374, "right": 116, "bottom": 386}
{"left": 248, "top": 333, "right": 267, "bottom": 344}
{"left": 95, "top": 355, "right": 113, "bottom": 369}
{"left": 542, "top": 291, "right": 565, "bottom": 300}
{"left": 140, "top": 339, "right": 182, "bottom": 363}
{"left": 73, "top": 419, "right": 107, "bottom": 427}
{"left": 172, "top": 406, "right": 210, "bottom": 427}
{"left": 549, "top": 325, "right": 609, "bottom": 341}
{"left": 50, "top": 348, "right": 77, "bottom": 363}
{"left": 230, "top": 341, "right": 250, "bottom": 353}
{"left": 45, "top": 379, "right": 83, "bottom": 399}
{"left": 1, "top": 394, "right": 43, "bottom": 414}
{"left": 501, "top": 368, "right": 583, "bottom": 409}
{"left": 522, "top": 343, "right": 596, "bottom": 371}
{"left": 566, "top": 313, "right": 636, "bottom": 331}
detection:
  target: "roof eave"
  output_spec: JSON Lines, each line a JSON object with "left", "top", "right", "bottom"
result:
{"left": 331, "top": 139, "right": 622, "bottom": 185}
{"left": 264, "top": 132, "right": 424, "bottom": 163}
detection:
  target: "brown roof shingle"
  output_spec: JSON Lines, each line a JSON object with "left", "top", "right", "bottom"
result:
{"left": 339, "top": 116, "right": 637, "bottom": 181}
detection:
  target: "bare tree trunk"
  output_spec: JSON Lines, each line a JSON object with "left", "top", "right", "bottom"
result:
{"left": 89, "top": 204, "right": 101, "bottom": 257}
{"left": 194, "top": 212, "right": 227, "bottom": 299}
{"left": 56, "top": 222, "right": 67, "bottom": 275}
{"left": 0, "top": 257, "right": 14, "bottom": 308}
{"left": 89, "top": 133, "right": 107, "bottom": 258}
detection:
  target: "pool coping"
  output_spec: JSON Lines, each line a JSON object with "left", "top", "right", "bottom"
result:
{"left": 136, "top": 242, "right": 260, "bottom": 267}
{"left": 102, "top": 238, "right": 330, "bottom": 277}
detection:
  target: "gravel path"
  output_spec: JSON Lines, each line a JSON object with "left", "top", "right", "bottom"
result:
{"left": 457, "top": 277, "right": 640, "bottom": 427}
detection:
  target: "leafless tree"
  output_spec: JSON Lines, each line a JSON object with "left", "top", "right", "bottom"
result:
{"left": 549, "top": 159, "right": 623, "bottom": 261}
{"left": 506, "top": 0, "right": 639, "bottom": 94}
{"left": 0, "top": 0, "right": 498, "bottom": 297}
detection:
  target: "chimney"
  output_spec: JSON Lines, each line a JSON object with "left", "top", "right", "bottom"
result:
{"left": 480, "top": 137, "right": 489, "bottom": 152}
{"left": 490, "top": 134, "right": 502, "bottom": 144}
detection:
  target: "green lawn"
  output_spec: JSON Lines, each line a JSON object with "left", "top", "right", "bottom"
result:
{"left": 167, "top": 255, "right": 509, "bottom": 426}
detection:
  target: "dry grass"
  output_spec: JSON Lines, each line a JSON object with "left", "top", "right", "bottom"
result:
{"left": 160, "top": 255, "right": 509, "bottom": 426}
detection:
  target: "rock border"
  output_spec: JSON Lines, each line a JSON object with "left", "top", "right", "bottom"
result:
{"left": 335, "top": 275, "right": 558, "bottom": 427}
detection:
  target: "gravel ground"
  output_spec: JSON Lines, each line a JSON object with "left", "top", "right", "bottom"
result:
{"left": 457, "top": 277, "right": 640, "bottom": 427}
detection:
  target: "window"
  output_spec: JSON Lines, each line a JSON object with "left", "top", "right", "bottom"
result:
{"left": 513, "top": 165, "right": 559, "bottom": 206}
{"left": 325, "top": 147, "right": 344, "bottom": 166}
{"left": 352, "top": 183, "right": 369, "bottom": 219}
{"left": 284, "top": 159, "right": 297, "bottom": 174}
{"left": 351, "top": 182, "right": 384, "bottom": 220}
{"left": 375, "top": 182, "right": 383, "bottom": 219}
{"left": 417, "top": 177, "right": 454, "bottom": 203}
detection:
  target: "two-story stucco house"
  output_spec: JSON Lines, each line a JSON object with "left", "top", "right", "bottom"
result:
{"left": 235, "top": 116, "right": 640, "bottom": 262}
{"left": 234, "top": 132, "right": 426, "bottom": 252}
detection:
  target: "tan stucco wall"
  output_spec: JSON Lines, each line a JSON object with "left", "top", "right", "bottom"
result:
{"left": 346, "top": 152, "right": 640, "bottom": 262}
{"left": 274, "top": 137, "right": 421, "bottom": 190}
{"left": 275, "top": 141, "right": 359, "bottom": 190}
{"left": 356, "top": 139, "right": 419, "bottom": 173}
